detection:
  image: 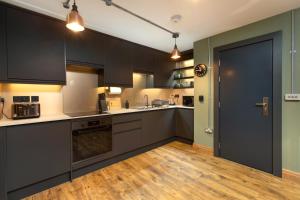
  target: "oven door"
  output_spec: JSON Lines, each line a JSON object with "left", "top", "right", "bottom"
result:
{"left": 72, "top": 125, "right": 112, "bottom": 163}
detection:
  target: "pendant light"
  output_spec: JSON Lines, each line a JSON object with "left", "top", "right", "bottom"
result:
{"left": 66, "top": 0, "right": 85, "bottom": 32}
{"left": 171, "top": 33, "right": 181, "bottom": 60}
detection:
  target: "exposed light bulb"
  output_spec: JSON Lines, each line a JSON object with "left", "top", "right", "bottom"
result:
{"left": 66, "top": 1, "right": 85, "bottom": 32}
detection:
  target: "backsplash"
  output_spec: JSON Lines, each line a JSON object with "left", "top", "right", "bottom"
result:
{"left": 0, "top": 84, "right": 63, "bottom": 118}
{"left": 0, "top": 82, "right": 194, "bottom": 117}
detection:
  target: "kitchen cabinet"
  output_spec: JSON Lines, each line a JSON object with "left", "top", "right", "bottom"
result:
{"left": 0, "top": 128, "right": 6, "bottom": 200}
{"left": 6, "top": 121, "right": 71, "bottom": 192}
{"left": 0, "top": 5, "right": 6, "bottom": 82}
{"left": 176, "top": 109, "right": 194, "bottom": 141}
{"left": 112, "top": 113, "right": 142, "bottom": 156}
{"left": 142, "top": 109, "right": 175, "bottom": 146}
{"left": 154, "top": 52, "right": 174, "bottom": 88}
{"left": 66, "top": 28, "right": 108, "bottom": 67}
{"left": 5, "top": 7, "right": 66, "bottom": 84}
{"left": 113, "top": 129, "right": 142, "bottom": 156}
{"left": 132, "top": 44, "right": 157, "bottom": 73}
{"left": 104, "top": 38, "right": 133, "bottom": 87}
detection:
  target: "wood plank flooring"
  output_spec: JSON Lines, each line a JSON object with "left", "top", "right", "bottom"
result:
{"left": 24, "top": 142, "right": 300, "bottom": 200}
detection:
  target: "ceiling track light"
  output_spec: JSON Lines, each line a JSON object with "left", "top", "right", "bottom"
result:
{"left": 62, "top": 0, "right": 181, "bottom": 59}
{"left": 64, "top": 0, "right": 85, "bottom": 32}
{"left": 102, "top": 0, "right": 181, "bottom": 60}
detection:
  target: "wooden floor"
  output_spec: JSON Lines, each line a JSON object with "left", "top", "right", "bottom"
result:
{"left": 25, "top": 142, "right": 300, "bottom": 200}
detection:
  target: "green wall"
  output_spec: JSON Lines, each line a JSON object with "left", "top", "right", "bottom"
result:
{"left": 194, "top": 8, "right": 300, "bottom": 172}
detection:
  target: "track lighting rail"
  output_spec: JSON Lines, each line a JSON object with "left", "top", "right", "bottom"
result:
{"left": 102, "top": 0, "right": 178, "bottom": 38}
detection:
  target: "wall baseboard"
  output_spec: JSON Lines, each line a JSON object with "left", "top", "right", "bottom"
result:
{"left": 192, "top": 143, "right": 213, "bottom": 156}
{"left": 282, "top": 169, "right": 300, "bottom": 184}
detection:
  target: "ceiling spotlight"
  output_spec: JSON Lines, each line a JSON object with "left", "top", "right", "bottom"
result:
{"left": 66, "top": 0, "right": 85, "bottom": 32}
{"left": 171, "top": 33, "right": 181, "bottom": 60}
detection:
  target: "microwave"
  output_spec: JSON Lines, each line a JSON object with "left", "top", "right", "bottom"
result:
{"left": 183, "top": 96, "right": 194, "bottom": 107}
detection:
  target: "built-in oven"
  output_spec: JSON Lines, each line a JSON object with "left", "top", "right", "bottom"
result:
{"left": 72, "top": 117, "right": 112, "bottom": 165}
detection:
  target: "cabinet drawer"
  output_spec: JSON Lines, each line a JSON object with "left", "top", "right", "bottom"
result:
{"left": 113, "top": 120, "right": 141, "bottom": 134}
{"left": 112, "top": 113, "right": 142, "bottom": 124}
{"left": 113, "top": 129, "right": 142, "bottom": 156}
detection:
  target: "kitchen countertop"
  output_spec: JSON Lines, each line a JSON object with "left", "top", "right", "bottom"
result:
{"left": 0, "top": 105, "right": 194, "bottom": 127}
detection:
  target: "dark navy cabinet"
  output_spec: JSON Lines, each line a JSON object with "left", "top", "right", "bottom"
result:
{"left": 132, "top": 44, "right": 157, "bottom": 73}
{"left": 6, "top": 121, "right": 71, "bottom": 192}
{"left": 176, "top": 109, "right": 194, "bottom": 141}
{"left": 0, "top": 128, "right": 7, "bottom": 200}
{"left": 142, "top": 109, "right": 175, "bottom": 146}
{"left": 112, "top": 113, "right": 142, "bottom": 156}
{"left": 0, "top": 5, "right": 7, "bottom": 82}
{"left": 5, "top": 7, "right": 66, "bottom": 84}
{"left": 154, "top": 52, "right": 174, "bottom": 88}
{"left": 66, "top": 29, "right": 108, "bottom": 66}
{"left": 105, "top": 38, "right": 133, "bottom": 87}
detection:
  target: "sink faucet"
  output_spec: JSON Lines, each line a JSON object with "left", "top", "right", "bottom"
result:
{"left": 144, "top": 95, "right": 149, "bottom": 107}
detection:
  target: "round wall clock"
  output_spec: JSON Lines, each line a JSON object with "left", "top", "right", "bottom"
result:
{"left": 194, "top": 64, "right": 208, "bottom": 77}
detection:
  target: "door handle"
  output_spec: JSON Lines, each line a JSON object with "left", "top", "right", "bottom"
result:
{"left": 256, "top": 97, "right": 269, "bottom": 117}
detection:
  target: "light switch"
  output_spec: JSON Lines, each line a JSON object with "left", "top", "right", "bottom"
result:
{"left": 285, "top": 94, "right": 300, "bottom": 101}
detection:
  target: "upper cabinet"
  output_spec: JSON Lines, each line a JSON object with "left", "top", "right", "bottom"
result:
{"left": 0, "top": 3, "right": 174, "bottom": 87}
{"left": 4, "top": 6, "right": 66, "bottom": 84}
{"left": 104, "top": 38, "right": 133, "bottom": 87}
{"left": 132, "top": 44, "right": 157, "bottom": 73}
{"left": 131, "top": 44, "right": 175, "bottom": 88}
{"left": 154, "top": 52, "right": 175, "bottom": 88}
{"left": 0, "top": 5, "right": 6, "bottom": 82}
{"left": 66, "top": 29, "right": 108, "bottom": 66}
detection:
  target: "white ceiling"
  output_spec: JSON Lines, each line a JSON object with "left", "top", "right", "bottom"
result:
{"left": 2, "top": 0, "right": 300, "bottom": 52}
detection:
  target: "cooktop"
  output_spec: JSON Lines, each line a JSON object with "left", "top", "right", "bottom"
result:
{"left": 65, "top": 111, "right": 103, "bottom": 118}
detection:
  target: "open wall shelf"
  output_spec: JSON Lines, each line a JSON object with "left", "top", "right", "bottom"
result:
{"left": 174, "top": 76, "right": 194, "bottom": 80}
{"left": 173, "top": 66, "right": 194, "bottom": 71}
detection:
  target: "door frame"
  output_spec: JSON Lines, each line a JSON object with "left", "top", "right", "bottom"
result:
{"left": 213, "top": 32, "right": 282, "bottom": 177}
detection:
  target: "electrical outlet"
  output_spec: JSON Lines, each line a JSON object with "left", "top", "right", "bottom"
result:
{"left": 285, "top": 94, "right": 300, "bottom": 101}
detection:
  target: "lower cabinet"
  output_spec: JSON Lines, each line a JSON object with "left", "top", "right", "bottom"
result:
{"left": 0, "top": 128, "right": 6, "bottom": 200}
{"left": 176, "top": 109, "right": 194, "bottom": 141}
{"left": 112, "top": 113, "right": 142, "bottom": 156}
{"left": 113, "top": 129, "right": 142, "bottom": 156}
{"left": 6, "top": 121, "right": 71, "bottom": 192}
{"left": 142, "top": 109, "right": 175, "bottom": 146}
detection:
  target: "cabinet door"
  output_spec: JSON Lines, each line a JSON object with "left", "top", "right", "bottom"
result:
{"left": 176, "top": 109, "right": 194, "bottom": 140}
{"left": 142, "top": 110, "right": 175, "bottom": 146}
{"left": 132, "top": 44, "right": 157, "bottom": 73}
{"left": 66, "top": 29, "right": 108, "bottom": 66}
{"left": 6, "top": 8, "right": 66, "bottom": 84}
{"left": 104, "top": 38, "right": 133, "bottom": 87}
{"left": 6, "top": 121, "right": 71, "bottom": 192}
{"left": 0, "top": 5, "right": 6, "bottom": 81}
{"left": 0, "top": 128, "right": 6, "bottom": 200}
{"left": 154, "top": 52, "right": 174, "bottom": 88}
{"left": 113, "top": 129, "right": 142, "bottom": 156}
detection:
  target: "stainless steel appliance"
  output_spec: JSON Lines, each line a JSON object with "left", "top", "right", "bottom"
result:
{"left": 12, "top": 96, "right": 40, "bottom": 120}
{"left": 152, "top": 99, "right": 169, "bottom": 107}
{"left": 183, "top": 96, "right": 194, "bottom": 107}
{"left": 72, "top": 117, "right": 112, "bottom": 163}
